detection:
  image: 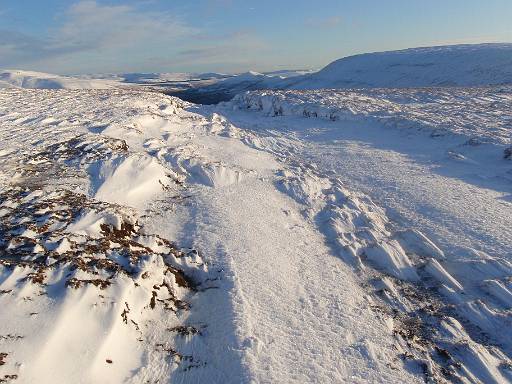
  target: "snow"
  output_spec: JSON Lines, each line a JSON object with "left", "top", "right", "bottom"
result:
{"left": 5, "top": 43, "right": 511, "bottom": 94}
{"left": 90, "top": 154, "right": 175, "bottom": 209}
{"left": 195, "top": 71, "right": 287, "bottom": 95}
{"left": 212, "top": 70, "right": 316, "bottom": 88}
{"left": 160, "top": 44, "right": 512, "bottom": 101}
{"left": 0, "top": 70, "right": 119, "bottom": 89}
{"left": 114, "top": 72, "right": 230, "bottom": 84}
{"left": 0, "top": 88, "right": 424, "bottom": 383}
{"left": 286, "top": 43, "right": 512, "bottom": 89}
{"left": 1, "top": 50, "right": 511, "bottom": 383}
{"left": 263, "top": 69, "right": 317, "bottom": 78}
{"left": 167, "top": 70, "right": 311, "bottom": 104}
{"left": 221, "top": 85, "right": 512, "bottom": 382}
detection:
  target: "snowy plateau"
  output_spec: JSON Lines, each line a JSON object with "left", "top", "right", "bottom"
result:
{"left": 0, "top": 44, "right": 511, "bottom": 384}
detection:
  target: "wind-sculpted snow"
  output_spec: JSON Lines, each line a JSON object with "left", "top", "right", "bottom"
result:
{"left": 0, "top": 90, "right": 220, "bottom": 383}
{"left": 1, "top": 87, "right": 511, "bottom": 383}
{"left": 271, "top": 163, "right": 512, "bottom": 383}
{"left": 221, "top": 87, "right": 512, "bottom": 383}
{"left": 0, "top": 89, "right": 426, "bottom": 383}
{"left": 231, "top": 87, "right": 512, "bottom": 146}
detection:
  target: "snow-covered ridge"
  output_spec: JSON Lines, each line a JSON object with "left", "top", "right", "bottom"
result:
{"left": 184, "top": 70, "right": 307, "bottom": 93}
{"left": 1, "top": 84, "right": 511, "bottom": 383}
{"left": 114, "top": 72, "right": 229, "bottom": 84}
{"left": 160, "top": 44, "right": 512, "bottom": 104}
{"left": 0, "top": 89, "right": 419, "bottom": 383}
{"left": 3, "top": 43, "right": 512, "bottom": 93}
{"left": 0, "top": 90, "right": 218, "bottom": 383}
{"left": 0, "top": 70, "right": 119, "bottom": 89}
{"left": 0, "top": 69, "right": 313, "bottom": 95}
{"left": 199, "top": 43, "right": 512, "bottom": 95}
{"left": 287, "top": 43, "right": 512, "bottom": 89}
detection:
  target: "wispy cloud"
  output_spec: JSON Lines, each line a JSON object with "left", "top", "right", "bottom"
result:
{"left": 0, "top": 1, "right": 196, "bottom": 72}
{"left": 162, "top": 31, "right": 272, "bottom": 72}
{"left": 56, "top": 1, "right": 194, "bottom": 51}
{"left": 0, "top": 1, "right": 282, "bottom": 73}
{"left": 0, "top": 29, "right": 86, "bottom": 67}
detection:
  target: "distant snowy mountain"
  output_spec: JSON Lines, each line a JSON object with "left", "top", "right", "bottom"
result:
{"left": 0, "top": 70, "right": 118, "bottom": 89}
{"left": 115, "top": 72, "right": 229, "bottom": 84}
{"left": 287, "top": 43, "right": 512, "bottom": 89}
{"left": 166, "top": 44, "right": 512, "bottom": 104}
{"left": 262, "top": 69, "right": 316, "bottom": 78}
{"left": 4, "top": 43, "right": 510, "bottom": 98}
{"left": 209, "top": 71, "right": 274, "bottom": 89}
{"left": 196, "top": 69, "right": 314, "bottom": 92}
{"left": 0, "top": 70, "right": 226, "bottom": 90}
{"left": 165, "top": 70, "right": 309, "bottom": 104}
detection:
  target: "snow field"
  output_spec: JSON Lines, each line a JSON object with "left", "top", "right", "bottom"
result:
{"left": 0, "top": 85, "right": 511, "bottom": 383}
{"left": 221, "top": 87, "right": 512, "bottom": 383}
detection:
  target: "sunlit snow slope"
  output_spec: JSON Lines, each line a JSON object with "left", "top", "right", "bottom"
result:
{"left": 160, "top": 44, "right": 512, "bottom": 105}
{"left": 222, "top": 86, "right": 512, "bottom": 383}
{"left": 0, "top": 89, "right": 424, "bottom": 383}
{"left": 1, "top": 66, "right": 511, "bottom": 383}
{"left": 286, "top": 43, "right": 512, "bottom": 89}
{"left": 0, "top": 70, "right": 118, "bottom": 89}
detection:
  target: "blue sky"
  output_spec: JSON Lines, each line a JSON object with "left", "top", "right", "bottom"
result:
{"left": 0, "top": 0, "right": 511, "bottom": 74}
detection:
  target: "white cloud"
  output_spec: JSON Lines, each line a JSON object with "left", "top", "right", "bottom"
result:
{"left": 56, "top": 1, "right": 194, "bottom": 52}
{"left": 0, "top": 1, "right": 196, "bottom": 72}
{"left": 0, "top": 1, "right": 274, "bottom": 73}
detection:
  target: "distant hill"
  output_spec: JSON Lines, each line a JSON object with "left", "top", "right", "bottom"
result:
{"left": 286, "top": 43, "right": 512, "bottom": 89}
{"left": 164, "top": 70, "right": 312, "bottom": 104}
{"left": 166, "top": 44, "right": 512, "bottom": 104}
{"left": 3, "top": 44, "right": 511, "bottom": 96}
{"left": 115, "top": 72, "right": 230, "bottom": 84}
{"left": 0, "top": 70, "right": 117, "bottom": 89}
